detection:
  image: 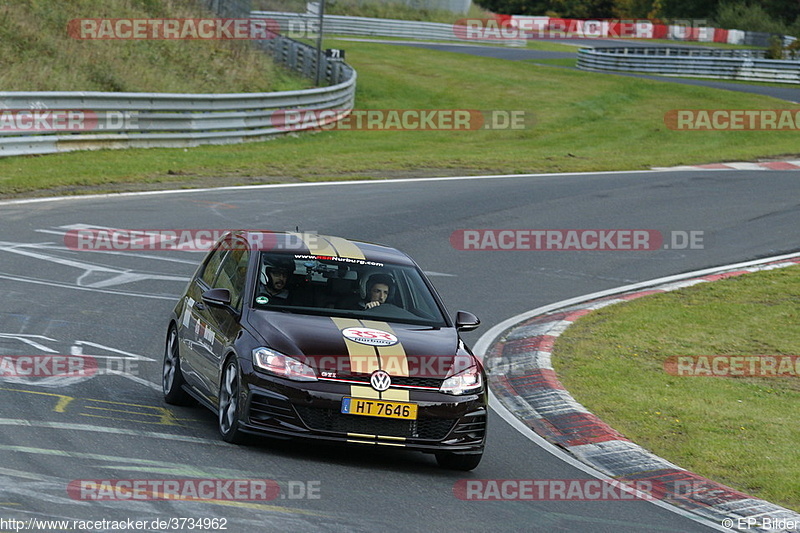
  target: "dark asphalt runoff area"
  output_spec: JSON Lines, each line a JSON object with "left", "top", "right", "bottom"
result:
{"left": 1, "top": 170, "right": 798, "bottom": 532}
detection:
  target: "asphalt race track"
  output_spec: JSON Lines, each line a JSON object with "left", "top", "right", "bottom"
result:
{"left": 1, "top": 170, "right": 798, "bottom": 532}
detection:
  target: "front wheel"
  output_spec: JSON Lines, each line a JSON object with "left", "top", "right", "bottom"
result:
{"left": 218, "top": 358, "right": 247, "bottom": 444}
{"left": 435, "top": 451, "right": 483, "bottom": 471}
{"left": 163, "top": 326, "right": 193, "bottom": 406}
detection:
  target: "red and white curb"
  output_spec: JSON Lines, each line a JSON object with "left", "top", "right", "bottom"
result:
{"left": 479, "top": 252, "right": 800, "bottom": 532}
{"left": 654, "top": 160, "right": 800, "bottom": 171}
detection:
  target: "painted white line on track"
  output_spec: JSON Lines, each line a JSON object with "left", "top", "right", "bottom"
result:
{"left": 0, "top": 418, "right": 228, "bottom": 446}
{"left": 0, "top": 169, "right": 662, "bottom": 207}
{"left": 0, "top": 272, "right": 178, "bottom": 300}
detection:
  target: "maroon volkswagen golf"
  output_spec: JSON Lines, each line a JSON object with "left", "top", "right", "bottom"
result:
{"left": 163, "top": 231, "right": 487, "bottom": 470}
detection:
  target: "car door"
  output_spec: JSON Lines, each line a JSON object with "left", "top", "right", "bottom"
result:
{"left": 190, "top": 238, "right": 250, "bottom": 401}
{"left": 177, "top": 239, "right": 232, "bottom": 396}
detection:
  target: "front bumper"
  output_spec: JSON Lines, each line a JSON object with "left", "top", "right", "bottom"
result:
{"left": 239, "top": 372, "right": 487, "bottom": 453}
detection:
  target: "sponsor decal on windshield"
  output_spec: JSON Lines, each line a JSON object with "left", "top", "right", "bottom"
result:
{"left": 294, "top": 254, "right": 384, "bottom": 268}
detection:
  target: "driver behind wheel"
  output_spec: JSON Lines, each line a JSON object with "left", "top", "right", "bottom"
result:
{"left": 358, "top": 273, "right": 395, "bottom": 310}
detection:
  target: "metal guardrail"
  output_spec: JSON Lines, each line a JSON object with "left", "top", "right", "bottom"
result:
{"left": 0, "top": 27, "right": 356, "bottom": 157}
{"left": 578, "top": 47, "right": 800, "bottom": 84}
{"left": 253, "top": 11, "right": 523, "bottom": 45}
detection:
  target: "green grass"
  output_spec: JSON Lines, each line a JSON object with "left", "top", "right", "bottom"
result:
{"left": 526, "top": 57, "right": 578, "bottom": 67}
{"left": 0, "top": 0, "right": 306, "bottom": 92}
{"left": 552, "top": 265, "right": 800, "bottom": 511}
{"left": 2, "top": 37, "right": 799, "bottom": 197}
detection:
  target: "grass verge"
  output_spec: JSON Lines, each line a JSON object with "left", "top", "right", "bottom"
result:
{"left": 552, "top": 265, "right": 800, "bottom": 511}
{"left": 0, "top": 0, "right": 306, "bottom": 92}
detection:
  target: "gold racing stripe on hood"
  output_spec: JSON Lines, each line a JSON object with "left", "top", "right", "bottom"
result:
{"left": 331, "top": 318, "right": 410, "bottom": 402}
{"left": 360, "top": 320, "right": 409, "bottom": 378}
{"left": 361, "top": 320, "right": 410, "bottom": 402}
{"left": 330, "top": 317, "right": 380, "bottom": 376}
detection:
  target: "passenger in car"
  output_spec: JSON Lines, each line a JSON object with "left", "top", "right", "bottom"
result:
{"left": 259, "top": 257, "right": 295, "bottom": 304}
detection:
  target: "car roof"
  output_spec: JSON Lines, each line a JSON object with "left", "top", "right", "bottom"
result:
{"left": 233, "top": 231, "right": 417, "bottom": 267}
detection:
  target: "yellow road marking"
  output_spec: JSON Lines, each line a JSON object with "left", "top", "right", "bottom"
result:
{"left": 83, "top": 400, "right": 182, "bottom": 426}
{"left": 0, "top": 387, "right": 74, "bottom": 413}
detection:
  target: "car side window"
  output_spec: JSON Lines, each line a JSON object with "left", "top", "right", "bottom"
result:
{"left": 199, "top": 238, "right": 250, "bottom": 310}
{"left": 200, "top": 244, "right": 228, "bottom": 287}
{"left": 215, "top": 247, "right": 249, "bottom": 310}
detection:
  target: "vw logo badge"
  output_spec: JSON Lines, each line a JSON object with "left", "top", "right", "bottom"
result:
{"left": 370, "top": 370, "right": 391, "bottom": 392}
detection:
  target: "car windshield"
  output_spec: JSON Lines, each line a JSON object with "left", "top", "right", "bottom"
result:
{"left": 253, "top": 252, "right": 448, "bottom": 327}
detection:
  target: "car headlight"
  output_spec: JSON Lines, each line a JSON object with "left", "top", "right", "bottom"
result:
{"left": 252, "top": 348, "right": 317, "bottom": 381}
{"left": 439, "top": 354, "right": 483, "bottom": 395}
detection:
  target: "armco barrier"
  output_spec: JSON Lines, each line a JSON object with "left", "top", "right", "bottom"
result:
{"left": 254, "top": 11, "right": 506, "bottom": 43}
{"left": 0, "top": 31, "right": 356, "bottom": 158}
{"left": 578, "top": 46, "right": 800, "bottom": 84}
{"left": 257, "top": 11, "right": 790, "bottom": 47}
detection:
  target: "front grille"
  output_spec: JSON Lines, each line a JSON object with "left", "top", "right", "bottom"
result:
{"left": 294, "top": 406, "right": 455, "bottom": 440}
{"left": 326, "top": 375, "right": 442, "bottom": 389}
{"left": 391, "top": 376, "right": 443, "bottom": 389}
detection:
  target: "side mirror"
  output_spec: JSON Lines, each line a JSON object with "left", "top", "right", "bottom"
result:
{"left": 202, "top": 288, "right": 232, "bottom": 308}
{"left": 455, "top": 310, "right": 480, "bottom": 332}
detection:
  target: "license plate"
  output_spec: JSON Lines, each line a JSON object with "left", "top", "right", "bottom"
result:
{"left": 341, "top": 397, "right": 418, "bottom": 420}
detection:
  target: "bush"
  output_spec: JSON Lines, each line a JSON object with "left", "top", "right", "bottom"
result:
{"left": 714, "top": 1, "right": 788, "bottom": 34}
{"left": 765, "top": 35, "right": 784, "bottom": 59}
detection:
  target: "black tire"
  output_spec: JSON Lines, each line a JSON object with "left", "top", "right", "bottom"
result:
{"left": 218, "top": 357, "right": 247, "bottom": 444}
{"left": 435, "top": 451, "right": 483, "bottom": 471}
{"left": 162, "top": 326, "right": 193, "bottom": 406}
